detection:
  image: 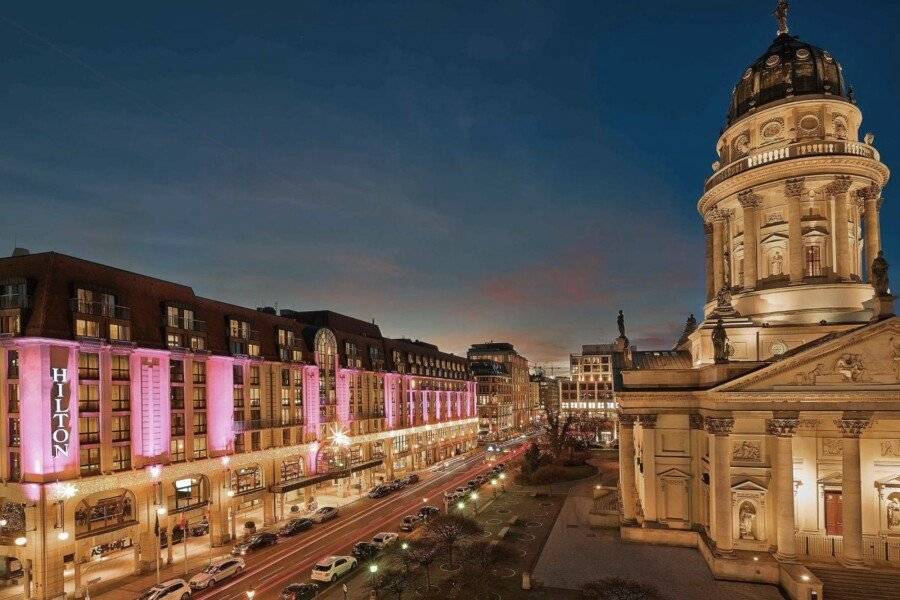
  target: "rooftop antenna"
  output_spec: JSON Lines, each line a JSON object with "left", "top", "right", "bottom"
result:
{"left": 774, "top": 0, "right": 789, "bottom": 35}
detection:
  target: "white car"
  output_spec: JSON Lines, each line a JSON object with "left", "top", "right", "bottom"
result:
{"left": 310, "top": 556, "right": 357, "bottom": 582}
{"left": 371, "top": 532, "right": 399, "bottom": 548}
{"left": 137, "top": 578, "right": 191, "bottom": 600}
{"left": 189, "top": 556, "right": 245, "bottom": 590}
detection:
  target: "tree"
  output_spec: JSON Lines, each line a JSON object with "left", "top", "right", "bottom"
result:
{"left": 543, "top": 404, "right": 575, "bottom": 459}
{"left": 460, "top": 540, "right": 516, "bottom": 597}
{"left": 385, "top": 538, "right": 438, "bottom": 589}
{"left": 422, "top": 513, "right": 483, "bottom": 566}
{"left": 370, "top": 566, "right": 417, "bottom": 600}
{"left": 523, "top": 442, "right": 542, "bottom": 475}
{"left": 581, "top": 578, "right": 667, "bottom": 600}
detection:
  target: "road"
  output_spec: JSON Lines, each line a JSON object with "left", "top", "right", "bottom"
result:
{"left": 196, "top": 440, "right": 529, "bottom": 600}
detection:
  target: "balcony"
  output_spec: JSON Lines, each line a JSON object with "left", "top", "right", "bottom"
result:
{"left": 234, "top": 418, "right": 302, "bottom": 433}
{"left": 70, "top": 299, "right": 131, "bottom": 320}
{"left": 705, "top": 140, "right": 878, "bottom": 192}
{"left": 229, "top": 328, "right": 260, "bottom": 341}
{"left": 0, "top": 295, "right": 29, "bottom": 310}
{"left": 162, "top": 314, "right": 207, "bottom": 332}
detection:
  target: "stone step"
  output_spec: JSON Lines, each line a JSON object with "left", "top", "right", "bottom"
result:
{"left": 809, "top": 566, "right": 900, "bottom": 600}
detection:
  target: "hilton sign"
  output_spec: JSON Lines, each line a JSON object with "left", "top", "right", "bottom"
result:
{"left": 50, "top": 356, "right": 72, "bottom": 457}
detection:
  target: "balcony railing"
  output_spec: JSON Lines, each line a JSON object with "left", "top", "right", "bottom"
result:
{"left": 234, "top": 418, "right": 302, "bottom": 433}
{"left": 229, "top": 328, "right": 260, "bottom": 341}
{"left": 70, "top": 299, "right": 131, "bottom": 320}
{"left": 0, "top": 295, "right": 29, "bottom": 309}
{"left": 705, "top": 140, "right": 878, "bottom": 192}
{"left": 162, "top": 314, "right": 207, "bottom": 332}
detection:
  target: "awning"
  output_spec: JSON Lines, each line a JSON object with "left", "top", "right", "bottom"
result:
{"left": 270, "top": 458, "right": 384, "bottom": 494}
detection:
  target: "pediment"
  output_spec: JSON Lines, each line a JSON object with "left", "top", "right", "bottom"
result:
{"left": 760, "top": 232, "right": 789, "bottom": 244}
{"left": 658, "top": 467, "right": 691, "bottom": 480}
{"left": 732, "top": 479, "right": 767, "bottom": 492}
{"left": 716, "top": 317, "right": 900, "bottom": 392}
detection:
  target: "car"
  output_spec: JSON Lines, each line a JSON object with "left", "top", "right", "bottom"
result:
{"left": 351, "top": 541, "right": 379, "bottom": 560}
{"left": 467, "top": 479, "right": 479, "bottom": 489}
{"left": 387, "top": 479, "right": 405, "bottom": 491}
{"left": 280, "top": 583, "right": 320, "bottom": 600}
{"left": 371, "top": 532, "right": 399, "bottom": 548}
{"left": 279, "top": 518, "right": 314, "bottom": 537}
{"left": 418, "top": 505, "right": 440, "bottom": 519}
{"left": 399, "top": 514, "right": 423, "bottom": 532}
{"left": 403, "top": 473, "right": 420, "bottom": 484}
{"left": 310, "top": 556, "right": 356, "bottom": 582}
{"left": 188, "top": 557, "right": 244, "bottom": 590}
{"left": 137, "top": 578, "right": 191, "bottom": 600}
{"left": 310, "top": 506, "right": 338, "bottom": 523}
{"left": 231, "top": 532, "right": 278, "bottom": 555}
{"left": 443, "top": 490, "right": 457, "bottom": 501}
{"left": 455, "top": 486, "right": 468, "bottom": 496}
{"left": 280, "top": 582, "right": 320, "bottom": 600}
{"left": 367, "top": 485, "right": 389, "bottom": 498}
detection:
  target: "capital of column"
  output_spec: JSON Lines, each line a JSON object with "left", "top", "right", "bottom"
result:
{"left": 618, "top": 413, "right": 638, "bottom": 429}
{"left": 704, "top": 222, "right": 713, "bottom": 234}
{"left": 737, "top": 189, "right": 762, "bottom": 209}
{"left": 766, "top": 418, "right": 799, "bottom": 437}
{"left": 835, "top": 416, "right": 872, "bottom": 439}
{"left": 784, "top": 177, "right": 806, "bottom": 197}
{"left": 638, "top": 414, "right": 658, "bottom": 429}
{"left": 688, "top": 413, "right": 705, "bottom": 430}
{"left": 856, "top": 182, "right": 881, "bottom": 203}
{"left": 705, "top": 207, "right": 732, "bottom": 223}
{"left": 704, "top": 416, "right": 735, "bottom": 436}
{"left": 826, "top": 175, "right": 853, "bottom": 196}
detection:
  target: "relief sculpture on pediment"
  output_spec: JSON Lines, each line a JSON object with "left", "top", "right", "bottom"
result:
{"left": 732, "top": 440, "right": 762, "bottom": 462}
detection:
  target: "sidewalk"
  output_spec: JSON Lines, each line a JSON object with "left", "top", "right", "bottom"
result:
{"left": 532, "top": 460, "right": 787, "bottom": 600}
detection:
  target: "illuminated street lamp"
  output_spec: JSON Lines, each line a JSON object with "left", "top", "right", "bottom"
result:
{"left": 369, "top": 564, "right": 379, "bottom": 574}
{"left": 246, "top": 591, "right": 255, "bottom": 600}
{"left": 14, "top": 536, "right": 26, "bottom": 546}
{"left": 456, "top": 501, "right": 465, "bottom": 511}
{"left": 401, "top": 542, "right": 409, "bottom": 550}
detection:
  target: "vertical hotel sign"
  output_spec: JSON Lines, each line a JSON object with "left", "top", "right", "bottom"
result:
{"left": 50, "top": 348, "right": 72, "bottom": 457}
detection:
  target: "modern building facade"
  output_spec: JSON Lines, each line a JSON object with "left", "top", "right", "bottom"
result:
{"left": 559, "top": 343, "right": 626, "bottom": 444}
{"left": 0, "top": 251, "right": 477, "bottom": 600}
{"left": 467, "top": 342, "right": 531, "bottom": 440}
{"left": 617, "top": 6, "right": 897, "bottom": 593}
{"left": 528, "top": 369, "right": 560, "bottom": 415}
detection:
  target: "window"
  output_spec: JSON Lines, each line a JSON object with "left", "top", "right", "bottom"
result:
{"left": 248, "top": 343, "right": 260, "bottom": 357}
{"left": 8, "top": 419, "right": 21, "bottom": 447}
{"left": 112, "top": 416, "right": 130, "bottom": 442}
{"left": 233, "top": 387, "right": 244, "bottom": 408}
{"left": 112, "top": 445, "right": 131, "bottom": 471}
{"left": 171, "top": 413, "right": 185, "bottom": 436}
{"left": 233, "top": 364, "right": 243, "bottom": 384}
{"left": 170, "top": 360, "right": 184, "bottom": 383}
{"left": 170, "top": 386, "right": 185, "bottom": 409}
{"left": 193, "top": 437, "right": 207, "bottom": 459}
{"left": 229, "top": 319, "right": 249, "bottom": 339}
{"left": 80, "top": 447, "right": 101, "bottom": 476}
{"left": 79, "top": 353, "right": 100, "bottom": 379}
{"left": 251, "top": 431, "right": 261, "bottom": 451}
{"left": 7, "top": 350, "right": 18, "bottom": 378}
{"left": 190, "top": 335, "right": 206, "bottom": 351}
{"left": 280, "top": 459, "right": 305, "bottom": 481}
{"left": 76, "top": 319, "right": 100, "bottom": 338}
{"left": 234, "top": 433, "right": 245, "bottom": 453}
{"left": 111, "top": 385, "right": 130, "bottom": 411}
{"left": 172, "top": 477, "right": 209, "bottom": 510}
{"left": 111, "top": 355, "right": 130, "bottom": 380}
{"left": 0, "top": 314, "right": 19, "bottom": 335}
{"left": 193, "top": 412, "right": 207, "bottom": 435}
{"left": 293, "top": 369, "right": 302, "bottom": 387}
{"left": 79, "top": 384, "right": 100, "bottom": 412}
{"left": 249, "top": 366, "right": 260, "bottom": 386}
{"left": 281, "top": 388, "right": 290, "bottom": 407}
{"left": 8, "top": 383, "right": 19, "bottom": 413}
{"left": 249, "top": 387, "right": 260, "bottom": 407}
{"left": 278, "top": 329, "right": 294, "bottom": 348}
{"left": 0, "top": 282, "right": 26, "bottom": 308}
{"left": 231, "top": 465, "right": 263, "bottom": 493}
{"left": 805, "top": 245, "right": 822, "bottom": 277}
{"left": 192, "top": 387, "right": 206, "bottom": 410}
{"left": 109, "top": 323, "right": 131, "bottom": 341}
{"left": 167, "top": 332, "right": 182, "bottom": 348}
{"left": 170, "top": 438, "right": 185, "bottom": 462}
{"left": 282, "top": 369, "right": 290, "bottom": 387}
{"left": 75, "top": 491, "right": 135, "bottom": 535}
{"left": 8, "top": 451, "right": 21, "bottom": 481}
{"left": 192, "top": 361, "right": 206, "bottom": 384}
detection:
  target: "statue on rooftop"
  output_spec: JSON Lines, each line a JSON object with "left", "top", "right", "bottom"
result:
{"left": 774, "top": 0, "right": 789, "bottom": 35}
{"left": 712, "top": 318, "right": 729, "bottom": 364}
{"left": 872, "top": 250, "right": 890, "bottom": 297}
{"left": 617, "top": 310, "right": 626, "bottom": 339}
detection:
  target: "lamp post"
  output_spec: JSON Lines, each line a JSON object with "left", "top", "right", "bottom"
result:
{"left": 469, "top": 492, "right": 478, "bottom": 517}
{"left": 490, "top": 478, "right": 498, "bottom": 498}
{"left": 245, "top": 590, "right": 255, "bottom": 600}
{"left": 499, "top": 472, "right": 506, "bottom": 493}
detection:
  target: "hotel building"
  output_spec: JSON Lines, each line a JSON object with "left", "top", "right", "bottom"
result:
{"left": 467, "top": 342, "right": 531, "bottom": 442}
{"left": 0, "top": 251, "right": 477, "bottom": 599}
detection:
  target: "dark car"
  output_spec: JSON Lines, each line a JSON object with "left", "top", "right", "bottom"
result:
{"left": 399, "top": 514, "right": 422, "bottom": 532}
{"left": 387, "top": 480, "right": 404, "bottom": 491}
{"left": 280, "top": 582, "right": 320, "bottom": 600}
{"left": 367, "top": 486, "right": 389, "bottom": 498}
{"left": 351, "top": 541, "right": 379, "bottom": 560}
{"left": 279, "top": 518, "right": 314, "bottom": 537}
{"left": 231, "top": 532, "right": 278, "bottom": 555}
{"left": 403, "top": 473, "right": 419, "bottom": 484}
{"left": 466, "top": 479, "right": 479, "bottom": 490}
{"left": 311, "top": 506, "right": 338, "bottom": 523}
{"left": 418, "top": 505, "right": 440, "bottom": 519}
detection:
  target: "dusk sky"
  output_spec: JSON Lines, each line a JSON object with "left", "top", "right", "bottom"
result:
{"left": 2, "top": 0, "right": 898, "bottom": 366}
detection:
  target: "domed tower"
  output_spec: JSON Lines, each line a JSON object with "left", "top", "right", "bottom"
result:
{"left": 691, "top": 1, "right": 890, "bottom": 364}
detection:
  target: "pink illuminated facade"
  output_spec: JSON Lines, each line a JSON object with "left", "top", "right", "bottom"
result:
{"left": 0, "top": 251, "right": 478, "bottom": 600}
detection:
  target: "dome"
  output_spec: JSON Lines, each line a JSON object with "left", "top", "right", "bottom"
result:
{"left": 726, "top": 32, "right": 853, "bottom": 127}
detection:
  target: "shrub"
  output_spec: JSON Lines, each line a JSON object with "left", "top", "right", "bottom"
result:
{"left": 582, "top": 577, "right": 666, "bottom": 600}
{"left": 525, "top": 464, "right": 599, "bottom": 485}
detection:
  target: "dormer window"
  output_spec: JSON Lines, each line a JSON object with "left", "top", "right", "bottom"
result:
{"left": 229, "top": 319, "right": 249, "bottom": 339}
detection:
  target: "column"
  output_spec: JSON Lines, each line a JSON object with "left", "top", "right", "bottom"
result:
{"left": 688, "top": 414, "right": 705, "bottom": 525}
{"left": 738, "top": 190, "right": 761, "bottom": 290}
{"left": 705, "top": 416, "right": 735, "bottom": 555}
{"left": 704, "top": 223, "right": 714, "bottom": 301}
{"left": 836, "top": 414, "right": 871, "bottom": 566}
{"left": 618, "top": 414, "right": 639, "bottom": 524}
{"left": 711, "top": 212, "right": 726, "bottom": 293}
{"left": 785, "top": 177, "right": 805, "bottom": 284}
{"left": 263, "top": 492, "right": 276, "bottom": 525}
{"left": 859, "top": 184, "right": 883, "bottom": 281}
{"left": 829, "top": 175, "right": 853, "bottom": 280}
{"left": 768, "top": 417, "right": 799, "bottom": 560}
{"left": 639, "top": 414, "right": 659, "bottom": 523}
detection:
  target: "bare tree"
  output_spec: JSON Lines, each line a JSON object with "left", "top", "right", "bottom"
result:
{"left": 460, "top": 540, "right": 516, "bottom": 597}
{"left": 582, "top": 577, "right": 667, "bottom": 600}
{"left": 370, "top": 566, "right": 417, "bottom": 600}
{"left": 423, "top": 513, "right": 483, "bottom": 566}
{"left": 543, "top": 404, "right": 575, "bottom": 459}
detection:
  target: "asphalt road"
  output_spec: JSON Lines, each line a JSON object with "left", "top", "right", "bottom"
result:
{"left": 195, "top": 440, "right": 529, "bottom": 600}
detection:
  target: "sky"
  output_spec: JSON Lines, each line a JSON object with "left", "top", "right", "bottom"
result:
{"left": 1, "top": 1, "right": 898, "bottom": 367}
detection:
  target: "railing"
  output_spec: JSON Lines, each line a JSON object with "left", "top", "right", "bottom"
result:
{"left": 234, "top": 418, "right": 303, "bottom": 433}
{"left": 705, "top": 140, "right": 878, "bottom": 191}
{"left": 0, "top": 295, "right": 29, "bottom": 309}
{"left": 69, "top": 299, "right": 131, "bottom": 320}
{"left": 230, "top": 328, "right": 260, "bottom": 341}
{"left": 162, "top": 314, "right": 207, "bottom": 332}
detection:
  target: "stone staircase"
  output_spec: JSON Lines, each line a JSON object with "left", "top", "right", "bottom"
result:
{"left": 809, "top": 565, "right": 900, "bottom": 600}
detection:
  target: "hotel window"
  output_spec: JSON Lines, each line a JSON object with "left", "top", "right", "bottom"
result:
{"left": 193, "top": 437, "right": 207, "bottom": 460}
{"left": 234, "top": 433, "right": 245, "bottom": 454}
{"left": 248, "top": 343, "right": 260, "bottom": 357}
{"left": 170, "top": 438, "right": 185, "bottom": 462}
{"left": 76, "top": 318, "right": 100, "bottom": 338}
{"left": 281, "top": 368, "right": 290, "bottom": 387}
{"left": 249, "top": 387, "right": 261, "bottom": 407}
{"left": 229, "top": 319, "right": 249, "bottom": 339}
{"left": 190, "top": 335, "right": 206, "bottom": 351}
{"left": 79, "top": 353, "right": 100, "bottom": 379}
{"left": 112, "top": 445, "right": 130, "bottom": 471}
{"left": 249, "top": 366, "right": 260, "bottom": 386}
{"left": 251, "top": 431, "right": 261, "bottom": 451}
{"left": 233, "top": 387, "right": 244, "bottom": 408}
{"left": 192, "top": 361, "right": 206, "bottom": 384}
{"left": 281, "top": 406, "right": 291, "bottom": 426}
{"left": 281, "top": 388, "right": 290, "bottom": 407}
{"left": 233, "top": 364, "right": 244, "bottom": 384}
{"left": 182, "top": 309, "right": 195, "bottom": 330}
{"left": 281, "top": 459, "right": 304, "bottom": 481}
{"left": 0, "top": 282, "right": 26, "bottom": 308}
{"left": 7, "top": 350, "right": 18, "bottom": 378}
{"left": 109, "top": 323, "right": 131, "bottom": 342}
{"left": 170, "top": 359, "right": 184, "bottom": 383}
{"left": 293, "top": 369, "right": 302, "bottom": 387}
{"left": 0, "top": 314, "right": 19, "bottom": 335}
{"left": 8, "top": 451, "right": 21, "bottom": 481}
{"left": 805, "top": 245, "right": 823, "bottom": 277}
{"left": 171, "top": 413, "right": 185, "bottom": 436}
{"left": 231, "top": 465, "right": 262, "bottom": 492}
{"left": 166, "top": 305, "right": 179, "bottom": 327}
{"left": 167, "top": 333, "right": 182, "bottom": 348}
{"left": 282, "top": 428, "right": 291, "bottom": 445}
{"left": 7, "top": 419, "right": 21, "bottom": 447}
{"left": 192, "top": 387, "right": 207, "bottom": 410}
{"left": 79, "top": 384, "right": 100, "bottom": 412}
{"left": 193, "top": 412, "right": 207, "bottom": 435}
{"left": 110, "top": 385, "right": 129, "bottom": 411}
{"left": 111, "top": 355, "right": 130, "bottom": 380}
{"left": 80, "top": 447, "right": 101, "bottom": 476}
{"left": 170, "top": 386, "right": 185, "bottom": 409}
{"left": 112, "top": 416, "right": 130, "bottom": 442}
{"left": 291, "top": 349, "right": 302, "bottom": 362}
{"left": 8, "top": 383, "right": 19, "bottom": 413}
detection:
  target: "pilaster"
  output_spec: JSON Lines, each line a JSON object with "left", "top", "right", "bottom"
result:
{"left": 785, "top": 177, "right": 805, "bottom": 284}
{"left": 835, "top": 414, "right": 871, "bottom": 567}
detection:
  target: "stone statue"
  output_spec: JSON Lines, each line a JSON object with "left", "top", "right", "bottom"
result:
{"left": 676, "top": 313, "right": 698, "bottom": 348}
{"left": 739, "top": 502, "right": 757, "bottom": 540}
{"left": 774, "top": 0, "right": 789, "bottom": 35}
{"left": 617, "top": 310, "right": 626, "bottom": 339}
{"left": 771, "top": 251, "right": 784, "bottom": 276}
{"left": 888, "top": 496, "right": 900, "bottom": 529}
{"left": 835, "top": 354, "right": 864, "bottom": 382}
{"left": 716, "top": 286, "right": 732, "bottom": 309}
{"left": 872, "top": 250, "right": 890, "bottom": 296}
{"left": 712, "top": 318, "right": 729, "bottom": 364}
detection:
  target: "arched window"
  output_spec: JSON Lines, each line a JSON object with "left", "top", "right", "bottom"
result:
{"left": 74, "top": 490, "right": 136, "bottom": 537}
{"left": 230, "top": 465, "right": 263, "bottom": 494}
{"left": 315, "top": 329, "right": 338, "bottom": 420}
{"left": 171, "top": 476, "right": 209, "bottom": 511}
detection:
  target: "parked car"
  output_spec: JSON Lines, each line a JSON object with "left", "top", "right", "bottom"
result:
{"left": 466, "top": 479, "right": 479, "bottom": 490}
{"left": 418, "top": 505, "right": 440, "bottom": 519}
{"left": 399, "top": 514, "right": 422, "bottom": 532}
{"left": 138, "top": 578, "right": 191, "bottom": 600}
{"left": 403, "top": 473, "right": 419, "bottom": 484}
{"left": 279, "top": 518, "right": 314, "bottom": 537}
{"left": 310, "top": 506, "right": 338, "bottom": 523}
{"left": 351, "top": 541, "right": 379, "bottom": 560}
{"left": 371, "top": 532, "right": 399, "bottom": 548}
{"left": 310, "top": 556, "right": 356, "bottom": 582}
{"left": 368, "top": 485, "right": 390, "bottom": 498}
{"left": 189, "top": 557, "right": 245, "bottom": 590}
{"left": 231, "top": 532, "right": 278, "bottom": 555}
{"left": 387, "top": 479, "right": 404, "bottom": 491}
{"left": 455, "top": 486, "right": 469, "bottom": 496}
{"left": 280, "top": 583, "right": 320, "bottom": 600}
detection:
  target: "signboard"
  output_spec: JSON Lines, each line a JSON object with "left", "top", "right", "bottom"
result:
{"left": 50, "top": 349, "right": 71, "bottom": 457}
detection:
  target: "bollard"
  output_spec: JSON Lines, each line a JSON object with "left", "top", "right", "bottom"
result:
{"left": 522, "top": 571, "right": 531, "bottom": 590}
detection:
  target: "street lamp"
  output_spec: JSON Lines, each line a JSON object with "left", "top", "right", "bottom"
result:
{"left": 456, "top": 501, "right": 465, "bottom": 511}
{"left": 369, "top": 564, "right": 379, "bottom": 574}
{"left": 246, "top": 591, "right": 255, "bottom": 600}
{"left": 401, "top": 542, "right": 409, "bottom": 550}
{"left": 469, "top": 492, "right": 479, "bottom": 516}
